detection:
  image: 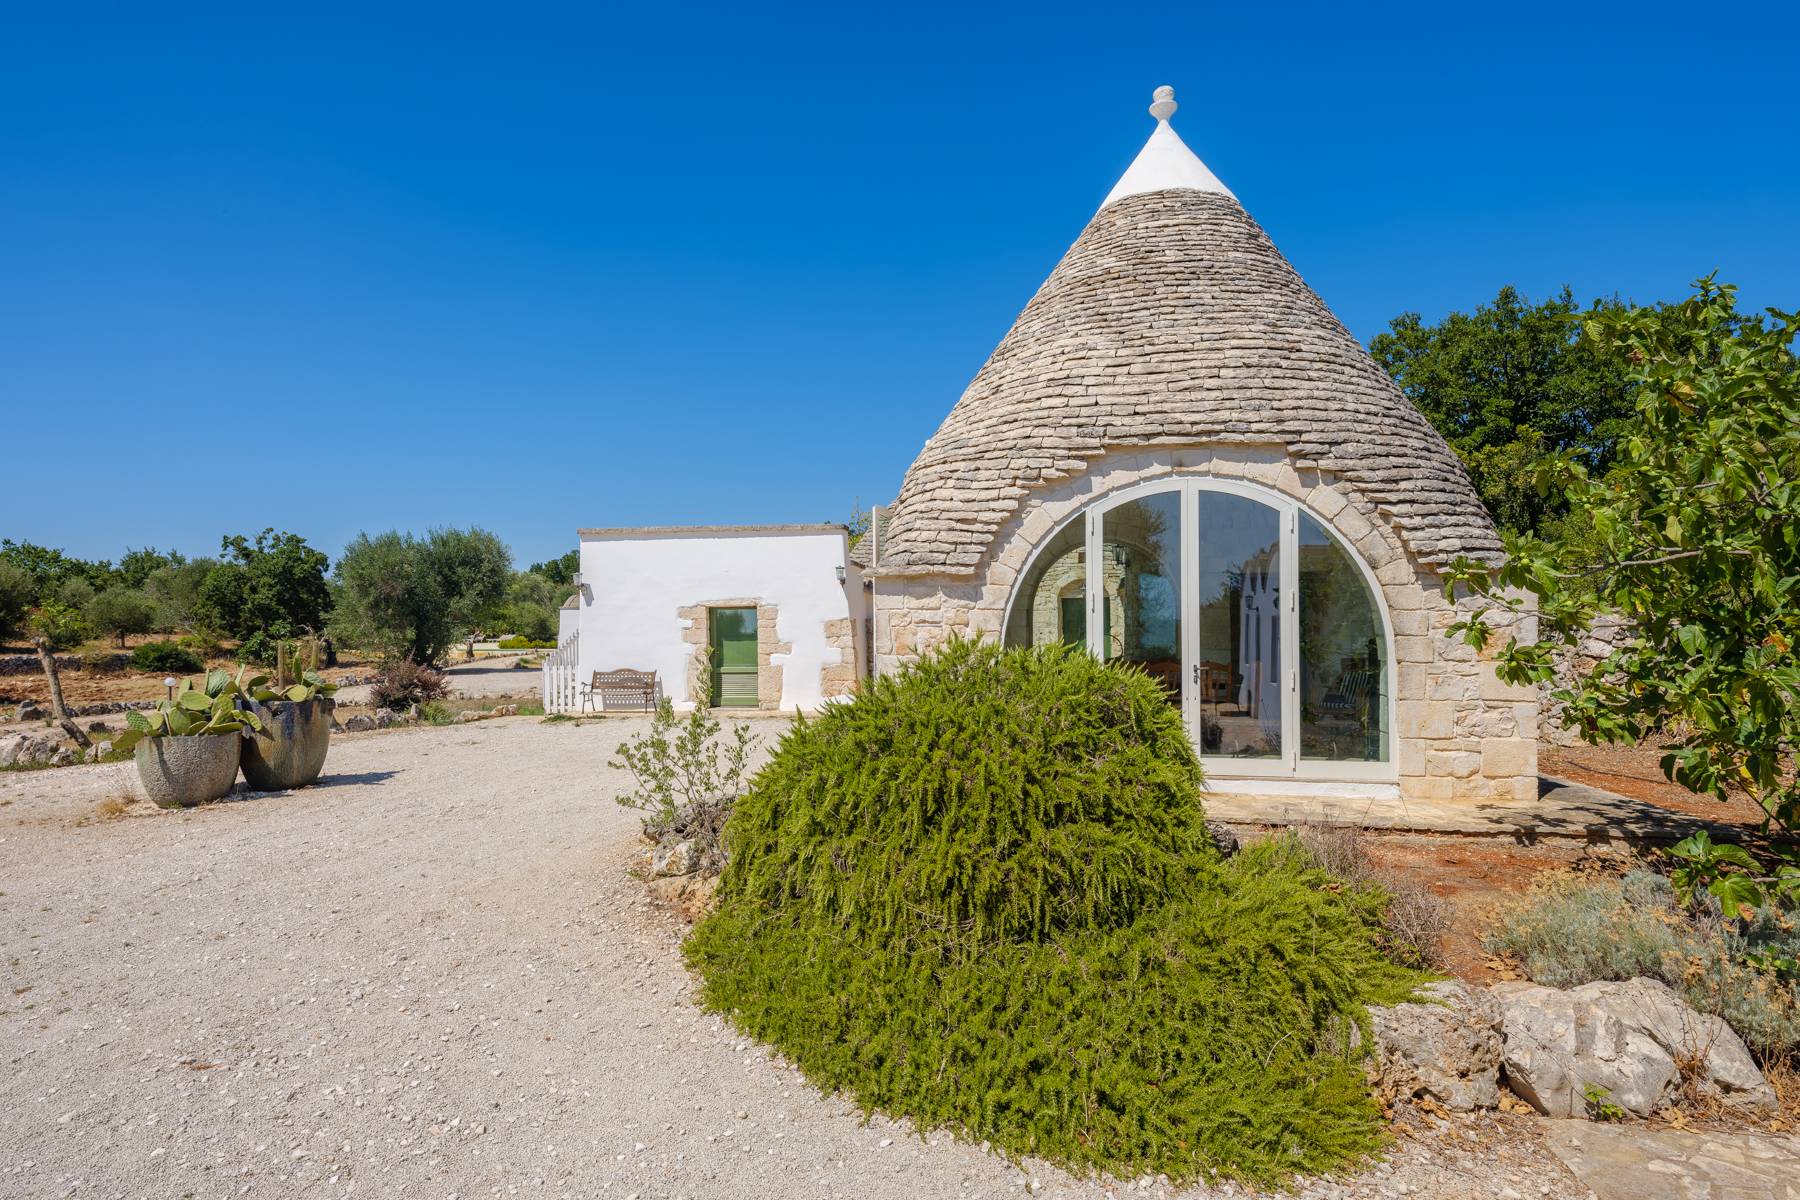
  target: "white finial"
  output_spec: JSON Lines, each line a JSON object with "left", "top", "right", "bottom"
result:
{"left": 1148, "top": 85, "right": 1177, "bottom": 122}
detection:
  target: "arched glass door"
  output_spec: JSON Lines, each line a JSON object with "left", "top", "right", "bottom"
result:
{"left": 1003, "top": 480, "right": 1393, "bottom": 781}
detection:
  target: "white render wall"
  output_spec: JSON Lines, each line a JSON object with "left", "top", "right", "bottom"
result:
{"left": 573, "top": 527, "right": 864, "bottom": 711}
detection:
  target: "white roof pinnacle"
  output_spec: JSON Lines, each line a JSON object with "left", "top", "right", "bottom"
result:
{"left": 1099, "top": 85, "right": 1234, "bottom": 210}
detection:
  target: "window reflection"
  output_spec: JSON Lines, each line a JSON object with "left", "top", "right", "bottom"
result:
{"left": 1196, "top": 494, "right": 1282, "bottom": 758}
{"left": 1299, "top": 514, "right": 1388, "bottom": 761}
{"left": 1100, "top": 492, "right": 1182, "bottom": 705}
{"left": 1003, "top": 518, "right": 1087, "bottom": 649}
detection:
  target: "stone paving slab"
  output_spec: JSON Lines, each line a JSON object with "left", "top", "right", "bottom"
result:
{"left": 1204, "top": 776, "right": 1745, "bottom": 844}
{"left": 1540, "top": 1122, "right": 1800, "bottom": 1200}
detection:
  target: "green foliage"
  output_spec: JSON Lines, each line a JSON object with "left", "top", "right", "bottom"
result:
{"left": 1582, "top": 1083, "right": 1628, "bottom": 1122}
{"left": 496, "top": 634, "right": 556, "bottom": 649}
{"left": 113, "top": 669, "right": 264, "bottom": 751}
{"left": 418, "top": 700, "right": 455, "bottom": 725}
{"left": 26, "top": 600, "right": 91, "bottom": 651}
{"left": 1443, "top": 279, "right": 1800, "bottom": 843}
{"left": 54, "top": 576, "right": 96, "bottom": 611}
{"left": 1485, "top": 870, "right": 1800, "bottom": 1058}
{"left": 527, "top": 549, "right": 580, "bottom": 585}
{"left": 1370, "top": 286, "right": 1636, "bottom": 536}
{"left": 686, "top": 640, "right": 1422, "bottom": 1186}
{"left": 0, "top": 561, "right": 30, "bottom": 645}
{"left": 115, "top": 546, "right": 187, "bottom": 590}
{"left": 611, "top": 691, "right": 757, "bottom": 834}
{"left": 195, "top": 529, "right": 331, "bottom": 644}
{"left": 142, "top": 558, "right": 218, "bottom": 633}
{"left": 1667, "top": 830, "right": 1800, "bottom": 916}
{"left": 0, "top": 539, "right": 114, "bottom": 603}
{"left": 332, "top": 527, "right": 511, "bottom": 664}
{"left": 494, "top": 569, "right": 562, "bottom": 644}
{"left": 130, "top": 641, "right": 203, "bottom": 674}
{"left": 85, "top": 586, "right": 157, "bottom": 648}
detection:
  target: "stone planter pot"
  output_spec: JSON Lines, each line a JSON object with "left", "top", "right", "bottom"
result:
{"left": 135, "top": 734, "right": 242, "bottom": 808}
{"left": 240, "top": 697, "right": 333, "bottom": 791}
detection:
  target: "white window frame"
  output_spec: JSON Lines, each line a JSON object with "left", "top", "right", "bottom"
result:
{"left": 1003, "top": 477, "right": 1398, "bottom": 784}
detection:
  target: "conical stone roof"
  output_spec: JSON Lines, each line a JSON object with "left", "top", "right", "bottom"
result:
{"left": 876, "top": 88, "right": 1498, "bottom": 577}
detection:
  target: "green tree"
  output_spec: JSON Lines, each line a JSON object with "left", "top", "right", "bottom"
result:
{"left": 493, "top": 570, "right": 562, "bottom": 643}
{"left": 195, "top": 529, "right": 330, "bottom": 642}
{"left": 1444, "top": 279, "right": 1800, "bottom": 862}
{"left": 116, "top": 546, "right": 187, "bottom": 590}
{"left": 332, "top": 527, "right": 512, "bottom": 663}
{"left": 428, "top": 527, "right": 512, "bottom": 645}
{"left": 142, "top": 558, "right": 219, "bottom": 632}
{"left": 0, "top": 540, "right": 114, "bottom": 601}
{"left": 0, "top": 561, "right": 31, "bottom": 646}
{"left": 85, "top": 586, "right": 158, "bottom": 648}
{"left": 527, "top": 549, "right": 580, "bottom": 585}
{"left": 1370, "top": 286, "right": 1637, "bottom": 536}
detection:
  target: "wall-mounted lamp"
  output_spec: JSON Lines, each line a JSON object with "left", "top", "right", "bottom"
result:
{"left": 835, "top": 565, "right": 847, "bottom": 584}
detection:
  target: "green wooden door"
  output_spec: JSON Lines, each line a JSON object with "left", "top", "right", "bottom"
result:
{"left": 709, "top": 607, "right": 759, "bottom": 707}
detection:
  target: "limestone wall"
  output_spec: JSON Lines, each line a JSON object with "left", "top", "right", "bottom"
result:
{"left": 871, "top": 445, "right": 1537, "bottom": 802}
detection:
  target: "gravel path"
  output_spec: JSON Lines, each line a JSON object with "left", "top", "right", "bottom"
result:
{"left": 1, "top": 717, "right": 1593, "bottom": 1199}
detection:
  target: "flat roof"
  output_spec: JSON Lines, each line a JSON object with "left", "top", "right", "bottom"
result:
{"left": 577, "top": 523, "right": 847, "bottom": 539}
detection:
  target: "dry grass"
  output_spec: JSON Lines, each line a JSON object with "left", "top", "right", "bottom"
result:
{"left": 1290, "top": 822, "right": 1452, "bottom": 970}
{"left": 84, "top": 792, "right": 136, "bottom": 825}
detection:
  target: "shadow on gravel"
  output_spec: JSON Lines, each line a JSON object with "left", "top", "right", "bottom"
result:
{"left": 312, "top": 770, "right": 402, "bottom": 789}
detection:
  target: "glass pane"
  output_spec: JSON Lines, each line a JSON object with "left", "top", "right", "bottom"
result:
{"left": 1196, "top": 493, "right": 1282, "bottom": 759}
{"left": 1100, "top": 491, "right": 1182, "bottom": 706}
{"left": 1004, "top": 517, "right": 1087, "bottom": 649}
{"left": 1299, "top": 515, "right": 1389, "bottom": 762}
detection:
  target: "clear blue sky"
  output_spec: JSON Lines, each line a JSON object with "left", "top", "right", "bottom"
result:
{"left": 4, "top": 1, "right": 1796, "bottom": 569}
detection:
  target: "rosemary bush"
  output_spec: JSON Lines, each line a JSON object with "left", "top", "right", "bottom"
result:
{"left": 686, "top": 639, "right": 1423, "bottom": 1186}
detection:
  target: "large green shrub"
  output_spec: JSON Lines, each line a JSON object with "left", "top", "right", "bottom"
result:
{"left": 685, "top": 640, "right": 1421, "bottom": 1186}
{"left": 130, "top": 641, "right": 203, "bottom": 674}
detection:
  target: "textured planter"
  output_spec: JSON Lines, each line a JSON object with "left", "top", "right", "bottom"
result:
{"left": 240, "top": 697, "right": 333, "bottom": 791}
{"left": 135, "top": 735, "right": 241, "bottom": 808}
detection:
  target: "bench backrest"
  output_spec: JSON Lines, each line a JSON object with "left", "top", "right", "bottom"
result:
{"left": 593, "top": 669, "right": 657, "bottom": 690}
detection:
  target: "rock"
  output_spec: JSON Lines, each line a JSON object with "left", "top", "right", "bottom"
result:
{"left": 1204, "top": 820, "right": 1240, "bottom": 857}
{"left": 1493, "top": 978, "right": 1776, "bottom": 1118}
{"left": 48, "top": 747, "right": 80, "bottom": 767}
{"left": 85, "top": 740, "right": 114, "bottom": 763}
{"left": 374, "top": 710, "right": 406, "bottom": 729}
{"left": 86, "top": 719, "right": 111, "bottom": 733}
{"left": 652, "top": 838, "right": 702, "bottom": 878}
{"left": 343, "top": 715, "right": 376, "bottom": 732}
{"left": 1368, "top": 980, "right": 1502, "bottom": 1111}
{"left": 17, "top": 700, "right": 45, "bottom": 723}
{"left": 0, "top": 734, "right": 23, "bottom": 765}
{"left": 456, "top": 710, "right": 481, "bottom": 723}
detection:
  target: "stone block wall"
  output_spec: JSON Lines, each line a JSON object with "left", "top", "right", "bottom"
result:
{"left": 870, "top": 444, "right": 1537, "bottom": 802}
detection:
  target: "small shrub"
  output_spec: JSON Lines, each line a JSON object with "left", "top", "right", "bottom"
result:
{"left": 130, "top": 641, "right": 204, "bottom": 675}
{"left": 1290, "top": 823, "right": 1451, "bottom": 970}
{"left": 497, "top": 635, "right": 556, "bottom": 650}
{"left": 418, "top": 700, "right": 455, "bottom": 726}
{"left": 611, "top": 694, "right": 757, "bottom": 875}
{"left": 516, "top": 701, "right": 545, "bottom": 716}
{"left": 686, "top": 640, "right": 1423, "bottom": 1187}
{"left": 234, "top": 630, "right": 277, "bottom": 665}
{"left": 369, "top": 660, "right": 449, "bottom": 711}
{"left": 1487, "top": 871, "right": 1800, "bottom": 1058}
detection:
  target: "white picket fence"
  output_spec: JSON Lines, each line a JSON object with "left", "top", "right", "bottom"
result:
{"left": 542, "top": 631, "right": 580, "bottom": 713}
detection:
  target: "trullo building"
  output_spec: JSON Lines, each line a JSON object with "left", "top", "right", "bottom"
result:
{"left": 550, "top": 85, "right": 1537, "bottom": 805}
{"left": 859, "top": 85, "right": 1536, "bottom": 803}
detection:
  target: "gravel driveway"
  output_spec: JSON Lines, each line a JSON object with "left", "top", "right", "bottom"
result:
{"left": 1, "top": 716, "right": 1589, "bottom": 1199}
